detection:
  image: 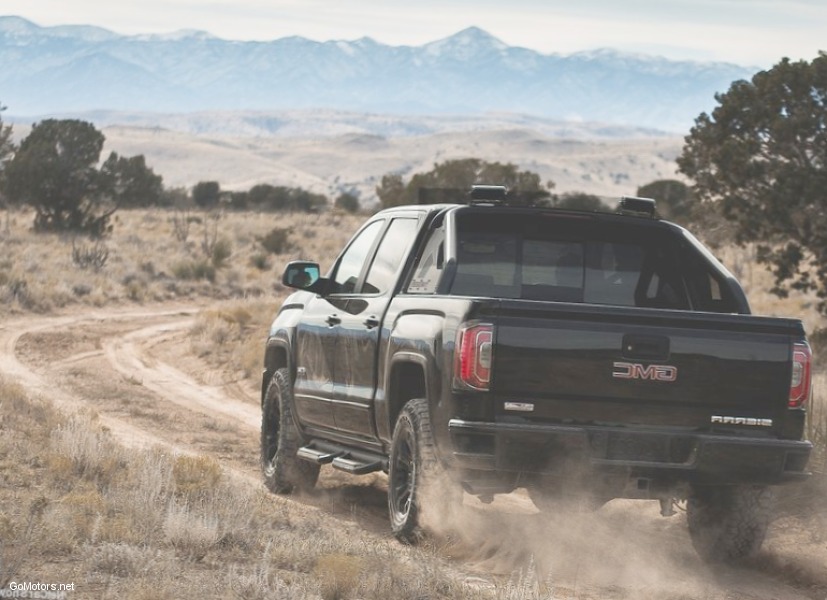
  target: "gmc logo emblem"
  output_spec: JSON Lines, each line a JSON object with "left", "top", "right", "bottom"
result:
{"left": 613, "top": 361, "right": 677, "bottom": 382}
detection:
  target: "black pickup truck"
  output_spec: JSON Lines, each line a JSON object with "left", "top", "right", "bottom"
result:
{"left": 261, "top": 188, "right": 813, "bottom": 562}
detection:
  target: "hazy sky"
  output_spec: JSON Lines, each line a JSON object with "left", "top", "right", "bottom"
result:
{"left": 4, "top": 0, "right": 825, "bottom": 66}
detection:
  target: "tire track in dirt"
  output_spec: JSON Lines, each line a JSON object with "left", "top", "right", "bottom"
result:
{"left": 4, "top": 307, "right": 401, "bottom": 537}
{"left": 0, "top": 310, "right": 188, "bottom": 451}
{"left": 2, "top": 307, "right": 825, "bottom": 600}
{"left": 101, "top": 318, "right": 260, "bottom": 430}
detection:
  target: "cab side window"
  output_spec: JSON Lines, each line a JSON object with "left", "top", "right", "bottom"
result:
{"left": 406, "top": 226, "right": 445, "bottom": 294}
{"left": 330, "top": 220, "right": 384, "bottom": 294}
{"left": 362, "top": 219, "right": 419, "bottom": 294}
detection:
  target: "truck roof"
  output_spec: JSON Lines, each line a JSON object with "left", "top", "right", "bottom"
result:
{"left": 374, "top": 201, "right": 685, "bottom": 234}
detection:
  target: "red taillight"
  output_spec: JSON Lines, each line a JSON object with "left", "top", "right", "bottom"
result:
{"left": 454, "top": 323, "right": 493, "bottom": 391}
{"left": 789, "top": 342, "right": 812, "bottom": 408}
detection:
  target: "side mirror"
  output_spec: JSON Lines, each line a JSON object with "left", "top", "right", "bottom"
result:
{"left": 282, "top": 261, "right": 321, "bottom": 291}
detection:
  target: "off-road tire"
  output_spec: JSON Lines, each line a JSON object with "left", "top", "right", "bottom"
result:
{"left": 261, "top": 368, "right": 320, "bottom": 494}
{"left": 687, "top": 485, "right": 773, "bottom": 563}
{"left": 388, "top": 398, "right": 459, "bottom": 543}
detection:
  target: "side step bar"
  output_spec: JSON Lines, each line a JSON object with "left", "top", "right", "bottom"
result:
{"left": 331, "top": 456, "right": 384, "bottom": 475}
{"left": 297, "top": 441, "right": 386, "bottom": 475}
{"left": 296, "top": 446, "right": 342, "bottom": 464}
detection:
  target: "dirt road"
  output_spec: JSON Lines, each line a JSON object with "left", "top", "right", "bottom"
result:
{"left": 1, "top": 306, "right": 825, "bottom": 599}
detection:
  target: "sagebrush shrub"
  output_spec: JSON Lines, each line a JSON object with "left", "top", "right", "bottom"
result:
{"left": 259, "top": 227, "right": 293, "bottom": 255}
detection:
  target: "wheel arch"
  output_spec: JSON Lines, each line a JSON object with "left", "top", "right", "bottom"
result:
{"left": 387, "top": 353, "right": 429, "bottom": 435}
{"left": 262, "top": 334, "right": 293, "bottom": 406}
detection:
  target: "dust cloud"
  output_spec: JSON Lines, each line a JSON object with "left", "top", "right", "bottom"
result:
{"left": 421, "top": 482, "right": 823, "bottom": 600}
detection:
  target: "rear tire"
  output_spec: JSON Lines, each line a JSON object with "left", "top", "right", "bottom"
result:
{"left": 687, "top": 485, "right": 773, "bottom": 563}
{"left": 261, "top": 368, "right": 319, "bottom": 494}
{"left": 388, "top": 398, "right": 458, "bottom": 543}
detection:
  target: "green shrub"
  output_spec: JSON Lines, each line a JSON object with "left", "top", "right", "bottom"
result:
{"left": 192, "top": 261, "right": 216, "bottom": 282}
{"left": 250, "top": 253, "right": 271, "bottom": 271}
{"left": 172, "top": 260, "right": 216, "bottom": 283}
{"left": 334, "top": 193, "right": 360, "bottom": 214}
{"left": 72, "top": 283, "right": 93, "bottom": 297}
{"left": 809, "top": 328, "right": 827, "bottom": 360}
{"left": 71, "top": 240, "right": 110, "bottom": 272}
{"left": 211, "top": 237, "right": 232, "bottom": 268}
{"left": 258, "top": 227, "right": 293, "bottom": 255}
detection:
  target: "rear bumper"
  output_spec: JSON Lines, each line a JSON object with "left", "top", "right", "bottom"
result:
{"left": 447, "top": 418, "right": 812, "bottom": 485}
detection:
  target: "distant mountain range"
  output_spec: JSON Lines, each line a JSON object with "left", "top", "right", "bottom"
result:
{"left": 0, "top": 16, "right": 755, "bottom": 132}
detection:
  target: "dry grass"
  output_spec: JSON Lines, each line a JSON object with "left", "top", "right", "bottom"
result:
{"left": 0, "top": 376, "right": 500, "bottom": 599}
{"left": 0, "top": 206, "right": 361, "bottom": 317}
{"left": 807, "top": 374, "right": 827, "bottom": 489}
{"left": 172, "top": 454, "right": 222, "bottom": 496}
{"left": 189, "top": 299, "right": 277, "bottom": 379}
{"left": 3, "top": 204, "right": 827, "bottom": 597}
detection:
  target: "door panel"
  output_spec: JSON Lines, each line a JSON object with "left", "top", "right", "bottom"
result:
{"left": 293, "top": 295, "right": 342, "bottom": 429}
{"left": 333, "top": 218, "right": 420, "bottom": 437}
{"left": 294, "top": 218, "right": 386, "bottom": 431}
{"left": 333, "top": 297, "right": 388, "bottom": 435}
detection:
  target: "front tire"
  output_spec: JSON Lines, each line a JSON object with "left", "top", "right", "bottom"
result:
{"left": 261, "top": 368, "right": 319, "bottom": 494}
{"left": 388, "top": 398, "right": 457, "bottom": 543}
{"left": 687, "top": 485, "right": 773, "bottom": 563}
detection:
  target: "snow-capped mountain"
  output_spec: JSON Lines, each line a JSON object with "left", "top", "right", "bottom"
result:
{"left": 0, "top": 17, "right": 754, "bottom": 131}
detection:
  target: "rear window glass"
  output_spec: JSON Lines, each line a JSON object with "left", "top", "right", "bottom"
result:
{"left": 450, "top": 212, "right": 700, "bottom": 310}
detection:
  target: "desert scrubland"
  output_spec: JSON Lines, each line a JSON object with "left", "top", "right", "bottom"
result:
{"left": 1, "top": 195, "right": 825, "bottom": 599}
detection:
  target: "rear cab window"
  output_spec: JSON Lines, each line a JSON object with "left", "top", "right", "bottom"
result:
{"left": 445, "top": 209, "right": 739, "bottom": 313}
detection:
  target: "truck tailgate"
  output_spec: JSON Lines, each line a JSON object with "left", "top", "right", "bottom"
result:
{"left": 490, "top": 300, "right": 802, "bottom": 432}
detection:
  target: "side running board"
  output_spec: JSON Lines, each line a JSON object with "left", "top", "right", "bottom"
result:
{"left": 331, "top": 456, "right": 383, "bottom": 475}
{"left": 296, "top": 446, "right": 342, "bottom": 464}
{"left": 297, "top": 442, "right": 386, "bottom": 475}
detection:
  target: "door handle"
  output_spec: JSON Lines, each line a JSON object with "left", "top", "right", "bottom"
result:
{"left": 363, "top": 316, "right": 380, "bottom": 329}
{"left": 325, "top": 314, "right": 341, "bottom": 327}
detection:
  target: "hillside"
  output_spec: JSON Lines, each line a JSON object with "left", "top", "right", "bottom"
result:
{"left": 87, "top": 120, "right": 683, "bottom": 202}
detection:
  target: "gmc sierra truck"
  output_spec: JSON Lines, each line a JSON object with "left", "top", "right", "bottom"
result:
{"left": 261, "top": 187, "right": 813, "bottom": 562}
